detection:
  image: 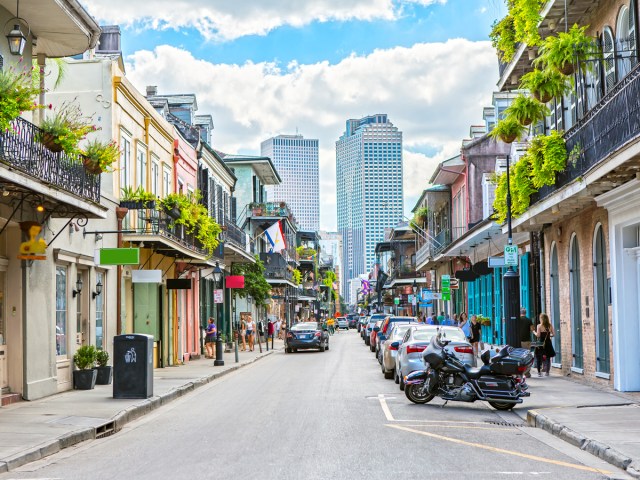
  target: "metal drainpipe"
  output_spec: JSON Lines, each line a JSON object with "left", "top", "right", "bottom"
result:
{"left": 538, "top": 228, "right": 546, "bottom": 323}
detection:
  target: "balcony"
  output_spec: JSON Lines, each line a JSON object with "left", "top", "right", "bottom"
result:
{"left": 248, "top": 202, "right": 298, "bottom": 226}
{"left": 124, "top": 210, "right": 222, "bottom": 261}
{"left": 224, "top": 221, "right": 247, "bottom": 251}
{"left": 260, "top": 252, "right": 294, "bottom": 284}
{"left": 433, "top": 230, "right": 451, "bottom": 255}
{"left": 530, "top": 62, "right": 640, "bottom": 206}
{"left": 0, "top": 117, "right": 100, "bottom": 205}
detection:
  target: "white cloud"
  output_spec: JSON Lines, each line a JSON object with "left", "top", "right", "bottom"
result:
{"left": 82, "top": 0, "right": 447, "bottom": 41}
{"left": 125, "top": 39, "right": 498, "bottom": 230}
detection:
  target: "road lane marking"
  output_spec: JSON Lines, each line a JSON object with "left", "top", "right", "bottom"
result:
{"left": 378, "top": 394, "right": 395, "bottom": 421}
{"left": 400, "top": 424, "right": 513, "bottom": 431}
{"left": 386, "top": 424, "right": 612, "bottom": 475}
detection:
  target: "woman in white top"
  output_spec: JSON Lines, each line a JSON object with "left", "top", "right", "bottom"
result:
{"left": 246, "top": 317, "right": 256, "bottom": 352}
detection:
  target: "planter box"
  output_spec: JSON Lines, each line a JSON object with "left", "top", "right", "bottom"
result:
{"left": 95, "top": 366, "right": 112, "bottom": 385}
{"left": 40, "top": 132, "right": 63, "bottom": 153}
{"left": 120, "top": 200, "right": 156, "bottom": 210}
{"left": 73, "top": 369, "right": 97, "bottom": 390}
{"left": 162, "top": 206, "right": 181, "bottom": 219}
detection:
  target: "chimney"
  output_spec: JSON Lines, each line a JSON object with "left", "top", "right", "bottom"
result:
{"left": 146, "top": 85, "right": 158, "bottom": 97}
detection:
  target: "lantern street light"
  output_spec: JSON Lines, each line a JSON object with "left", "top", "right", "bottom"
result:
{"left": 212, "top": 262, "right": 225, "bottom": 366}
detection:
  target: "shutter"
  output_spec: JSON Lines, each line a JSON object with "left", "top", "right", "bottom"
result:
{"left": 199, "top": 167, "right": 209, "bottom": 208}
{"left": 223, "top": 192, "right": 229, "bottom": 224}
{"left": 231, "top": 197, "right": 237, "bottom": 224}
{"left": 603, "top": 28, "right": 616, "bottom": 93}
{"left": 617, "top": 7, "right": 632, "bottom": 78}
{"left": 482, "top": 173, "right": 495, "bottom": 220}
{"left": 252, "top": 176, "right": 257, "bottom": 203}
{"left": 0, "top": 54, "right": 3, "bottom": 71}
{"left": 630, "top": 0, "right": 638, "bottom": 68}
{"left": 216, "top": 184, "right": 223, "bottom": 223}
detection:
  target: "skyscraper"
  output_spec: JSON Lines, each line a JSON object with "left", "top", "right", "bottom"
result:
{"left": 261, "top": 134, "right": 320, "bottom": 232}
{"left": 336, "top": 114, "right": 403, "bottom": 301}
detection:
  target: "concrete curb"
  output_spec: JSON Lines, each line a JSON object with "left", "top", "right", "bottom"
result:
{"left": 527, "top": 409, "right": 640, "bottom": 478}
{"left": 1, "top": 349, "right": 276, "bottom": 473}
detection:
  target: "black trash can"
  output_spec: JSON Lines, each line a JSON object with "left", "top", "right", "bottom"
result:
{"left": 113, "top": 334, "right": 154, "bottom": 399}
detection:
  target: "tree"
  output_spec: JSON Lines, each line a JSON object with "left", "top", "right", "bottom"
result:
{"left": 230, "top": 256, "right": 271, "bottom": 307}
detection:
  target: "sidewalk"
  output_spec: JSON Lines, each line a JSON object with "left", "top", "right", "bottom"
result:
{"left": 0, "top": 338, "right": 283, "bottom": 473}
{"left": 516, "top": 372, "right": 640, "bottom": 478}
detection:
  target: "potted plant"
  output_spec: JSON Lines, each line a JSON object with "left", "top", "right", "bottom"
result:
{"left": 520, "top": 68, "right": 569, "bottom": 103}
{"left": 504, "top": 94, "right": 550, "bottom": 126}
{"left": 121, "top": 185, "right": 157, "bottom": 209}
{"left": 0, "top": 65, "right": 41, "bottom": 132}
{"left": 413, "top": 206, "right": 429, "bottom": 225}
{"left": 489, "top": 117, "right": 527, "bottom": 144}
{"left": 95, "top": 349, "right": 112, "bottom": 385}
{"left": 526, "top": 130, "right": 567, "bottom": 188}
{"left": 81, "top": 139, "right": 119, "bottom": 174}
{"left": 73, "top": 345, "right": 97, "bottom": 390}
{"left": 158, "top": 193, "right": 186, "bottom": 219}
{"left": 535, "top": 24, "right": 598, "bottom": 75}
{"left": 39, "top": 102, "right": 96, "bottom": 155}
{"left": 490, "top": 15, "right": 518, "bottom": 62}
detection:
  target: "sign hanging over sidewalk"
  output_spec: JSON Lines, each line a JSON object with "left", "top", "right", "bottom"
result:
{"left": 214, "top": 289, "right": 224, "bottom": 303}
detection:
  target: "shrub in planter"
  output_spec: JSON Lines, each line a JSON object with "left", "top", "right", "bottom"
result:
{"left": 0, "top": 65, "right": 41, "bottom": 132}
{"left": 95, "top": 349, "right": 112, "bottom": 385}
{"left": 39, "top": 102, "right": 97, "bottom": 155}
{"left": 81, "top": 139, "right": 119, "bottom": 174}
{"left": 490, "top": 15, "right": 518, "bottom": 62}
{"left": 525, "top": 130, "right": 567, "bottom": 188}
{"left": 73, "top": 345, "right": 97, "bottom": 390}
{"left": 121, "top": 185, "right": 157, "bottom": 209}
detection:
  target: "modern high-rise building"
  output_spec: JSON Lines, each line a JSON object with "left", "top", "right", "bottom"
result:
{"left": 261, "top": 134, "right": 320, "bottom": 231}
{"left": 336, "top": 114, "right": 403, "bottom": 301}
{"left": 318, "top": 230, "right": 343, "bottom": 297}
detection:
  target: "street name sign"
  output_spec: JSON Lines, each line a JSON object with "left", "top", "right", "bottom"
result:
{"left": 504, "top": 245, "right": 518, "bottom": 266}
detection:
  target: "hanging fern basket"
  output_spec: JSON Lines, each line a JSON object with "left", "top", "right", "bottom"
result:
{"left": 532, "top": 91, "right": 553, "bottom": 104}
{"left": 499, "top": 133, "right": 518, "bottom": 144}
{"left": 558, "top": 62, "right": 575, "bottom": 75}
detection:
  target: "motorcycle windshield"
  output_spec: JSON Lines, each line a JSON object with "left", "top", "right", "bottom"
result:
{"left": 423, "top": 334, "right": 445, "bottom": 361}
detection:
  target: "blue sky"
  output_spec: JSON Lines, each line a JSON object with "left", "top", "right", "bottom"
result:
{"left": 83, "top": 0, "right": 507, "bottom": 230}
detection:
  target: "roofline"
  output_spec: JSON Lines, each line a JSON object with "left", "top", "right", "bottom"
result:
{"left": 222, "top": 155, "right": 282, "bottom": 184}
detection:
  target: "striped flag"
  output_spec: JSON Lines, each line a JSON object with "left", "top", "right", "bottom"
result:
{"left": 264, "top": 221, "right": 286, "bottom": 253}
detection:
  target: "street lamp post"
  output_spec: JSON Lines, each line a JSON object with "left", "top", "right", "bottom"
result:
{"left": 503, "top": 155, "right": 521, "bottom": 347}
{"left": 285, "top": 289, "right": 290, "bottom": 329}
{"left": 212, "top": 263, "right": 225, "bottom": 366}
{"left": 412, "top": 279, "right": 418, "bottom": 317}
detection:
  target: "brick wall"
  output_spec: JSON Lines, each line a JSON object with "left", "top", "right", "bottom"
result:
{"left": 543, "top": 205, "right": 613, "bottom": 387}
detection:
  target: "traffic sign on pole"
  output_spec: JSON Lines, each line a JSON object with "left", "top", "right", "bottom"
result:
{"left": 504, "top": 245, "right": 518, "bottom": 266}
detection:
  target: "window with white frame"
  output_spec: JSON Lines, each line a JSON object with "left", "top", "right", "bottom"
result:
{"left": 119, "top": 133, "right": 132, "bottom": 191}
{"left": 95, "top": 271, "right": 105, "bottom": 350}
{"left": 151, "top": 156, "right": 160, "bottom": 197}
{"left": 136, "top": 143, "right": 147, "bottom": 189}
{"left": 162, "top": 165, "right": 172, "bottom": 197}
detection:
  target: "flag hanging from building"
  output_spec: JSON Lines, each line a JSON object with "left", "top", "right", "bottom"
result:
{"left": 361, "top": 279, "right": 371, "bottom": 295}
{"left": 264, "top": 221, "right": 286, "bottom": 253}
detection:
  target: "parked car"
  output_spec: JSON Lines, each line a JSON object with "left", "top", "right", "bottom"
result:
{"left": 380, "top": 324, "right": 414, "bottom": 379}
{"left": 285, "top": 322, "right": 329, "bottom": 353}
{"left": 336, "top": 317, "right": 349, "bottom": 330}
{"left": 369, "top": 320, "right": 384, "bottom": 352}
{"left": 375, "top": 316, "right": 417, "bottom": 362}
{"left": 347, "top": 315, "right": 359, "bottom": 329}
{"left": 358, "top": 316, "right": 369, "bottom": 333}
{"left": 395, "top": 326, "right": 473, "bottom": 390}
{"left": 364, "top": 314, "right": 388, "bottom": 345}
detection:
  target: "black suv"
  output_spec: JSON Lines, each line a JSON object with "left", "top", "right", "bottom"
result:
{"left": 347, "top": 315, "right": 359, "bottom": 329}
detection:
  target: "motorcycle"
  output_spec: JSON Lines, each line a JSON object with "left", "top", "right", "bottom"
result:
{"left": 404, "top": 333, "right": 534, "bottom": 411}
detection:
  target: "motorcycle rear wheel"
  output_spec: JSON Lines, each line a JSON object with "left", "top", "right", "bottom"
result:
{"left": 405, "top": 384, "right": 435, "bottom": 404}
{"left": 488, "top": 401, "right": 515, "bottom": 411}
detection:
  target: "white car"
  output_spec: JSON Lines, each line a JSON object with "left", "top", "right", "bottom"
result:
{"left": 336, "top": 317, "right": 349, "bottom": 330}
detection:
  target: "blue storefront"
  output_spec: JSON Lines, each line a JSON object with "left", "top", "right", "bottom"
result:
{"left": 467, "top": 253, "right": 532, "bottom": 345}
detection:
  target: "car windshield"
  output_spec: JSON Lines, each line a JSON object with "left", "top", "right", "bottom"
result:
{"left": 440, "top": 328, "right": 467, "bottom": 342}
{"left": 292, "top": 322, "right": 317, "bottom": 331}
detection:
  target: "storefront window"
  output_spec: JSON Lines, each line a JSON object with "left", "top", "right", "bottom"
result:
{"left": 96, "top": 272, "right": 104, "bottom": 349}
{"left": 55, "top": 266, "right": 67, "bottom": 356}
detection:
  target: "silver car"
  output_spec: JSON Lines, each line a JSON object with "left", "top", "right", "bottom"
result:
{"left": 336, "top": 317, "right": 349, "bottom": 330}
{"left": 380, "top": 324, "right": 414, "bottom": 379}
{"left": 395, "top": 326, "right": 474, "bottom": 390}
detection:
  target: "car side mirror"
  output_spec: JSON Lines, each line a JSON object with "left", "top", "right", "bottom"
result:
{"left": 373, "top": 327, "right": 380, "bottom": 332}
{"left": 391, "top": 341, "right": 400, "bottom": 349}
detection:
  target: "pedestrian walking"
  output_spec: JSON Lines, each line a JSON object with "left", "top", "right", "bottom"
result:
{"left": 458, "top": 312, "right": 471, "bottom": 339}
{"left": 279, "top": 319, "right": 286, "bottom": 339}
{"left": 267, "top": 319, "right": 274, "bottom": 343}
{"left": 327, "top": 317, "right": 335, "bottom": 335}
{"left": 275, "top": 318, "right": 282, "bottom": 339}
{"left": 534, "top": 313, "right": 556, "bottom": 377}
{"left": 246, "top": 316, "right": 256, "bottom": 352}
{"left": 204, "top": 317, "right": 217, "bottom": 359}
{"left": 469, "top": 315, "right": 481, "bottom": 364}
{"left": 452, "top": 313, "right": 458, "bottom": 325}
{"left": 240, "top": 315, "right": 247, "bottom": 351}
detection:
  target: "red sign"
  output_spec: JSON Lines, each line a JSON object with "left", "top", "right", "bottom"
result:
{"left": 225, "top": 275, "right": 245, "bottom": 289}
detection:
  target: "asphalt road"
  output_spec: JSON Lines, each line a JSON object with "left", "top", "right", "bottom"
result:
{"left": 1, "top": 330, "right": 630, "bottom": 480}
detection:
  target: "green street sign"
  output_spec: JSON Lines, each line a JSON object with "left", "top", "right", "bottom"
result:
{"left": 99, "top": 248, "right": 140, "bottom": 265}
{"left": 394, "top": 297, "right": 400, "bottom": 305}
{"left": 504, "top": 245, "right": 518, "bottom": 266}
{"left": 441, "top": 275, "right": 451, "bottom": 295}
{"left": 443, "top": 292, "right": 451, "bottom": 301}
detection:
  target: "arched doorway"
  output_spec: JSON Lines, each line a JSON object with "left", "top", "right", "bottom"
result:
{"left": 549, "top": 242, "right": 562, "bottom": 364}
{"left": 593, "top": 225, "right": 610, "bottom": 374}
{"left": 569, "top": 235, "right": 583, "bottom": 370}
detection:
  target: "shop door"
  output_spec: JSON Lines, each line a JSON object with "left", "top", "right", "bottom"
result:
{"left": 593, "top": 226, "right": 610, "bottom": 374}
{"left": 134, "top": 283, "right": 160, "bottom": 339}
{"left": 550, "top": 244, "right": 562, "bottom": 364}
{"left": 570, "top": 236, "right": 584, "bottom": 369}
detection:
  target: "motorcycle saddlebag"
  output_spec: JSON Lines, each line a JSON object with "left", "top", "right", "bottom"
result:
{"left": 476, "top": 376, "right": 514, "bottom": 394}
{"left": 490, "top": 348, "right": 534, "bottom": 375}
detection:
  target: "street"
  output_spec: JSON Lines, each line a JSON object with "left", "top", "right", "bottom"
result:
{"left": 1, "top": 331, "right": 630, "bottom": 480}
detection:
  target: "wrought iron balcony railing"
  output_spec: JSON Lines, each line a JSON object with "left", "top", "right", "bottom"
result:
{"left": 531, "top": 62, "right": 640, "bottom": 206}
{"left": 224, "top": 220, "right": 247, "bottom": 251}
{"left": 0, "top": 117, "right": 100, "bottom": 203}
{"left": 432, "top": 230, "right": 451, "bottom": 255}
{"left": 126, "top": 210, "right": 223, "bottom": 260}
{"left": 248, "top": 201, "right": 298, "bottom": 227}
